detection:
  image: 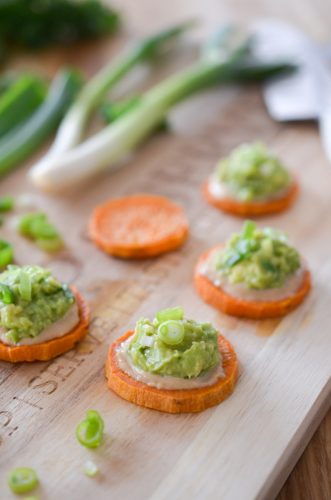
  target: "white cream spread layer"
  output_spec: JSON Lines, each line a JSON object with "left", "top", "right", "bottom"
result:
{"left": 207, "top": 175, "right": 291, "bottom": 202}
{"left": 116, "top": 337, "right": 225, "bottom": 390}
{"left": 199, "top": 248, "right": 305, "bottom": 302}
{"left": 0, "top": 303, "right": 80, "bottom": 346}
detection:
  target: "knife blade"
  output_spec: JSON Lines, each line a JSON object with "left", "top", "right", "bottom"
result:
{"left": 254, "top": 20, "right": 331, "bottom": 163}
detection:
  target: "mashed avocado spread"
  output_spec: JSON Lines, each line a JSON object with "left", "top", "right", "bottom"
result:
{"left": 216, "top": 142, "right": 291, "bottom": 201}
{"left": 0, "top": 265, "right": 75, "bottom": 344}
{"left": 128, "top": 307, "right": 220, "bottom": 378}
{"left": 214, "top": 221, "right": 301, "bottom": 289}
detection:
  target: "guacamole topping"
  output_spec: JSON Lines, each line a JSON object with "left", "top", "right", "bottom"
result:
{"left": 210, "top": 221, "right": 301, "bottom": 290}
{"left": 127, "top": 307, "right": 220, "bottom": 379}
{"left": 215, "top": 142, "right": 291, "bottom": 201}
{"left": 0, "top": 265, "right": 75, "bottom": 344}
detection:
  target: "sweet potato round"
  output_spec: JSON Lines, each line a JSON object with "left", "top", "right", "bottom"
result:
{"left": 105, "top": 330, "right": 238, "bottom": 414}
{"left": 203, "top": 179, "right": 299, "bottom": 217}
{"left": 0, "top": 287, "right": 89, "bottom": 362}
{"left": 89, "top": 194, "right": 189, "bottom": 259}
{"left": 194, "top": 245, "right": 311, "bottom": 319}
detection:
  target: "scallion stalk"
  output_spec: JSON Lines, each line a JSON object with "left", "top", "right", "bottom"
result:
{"left": 31, "top": 61, "right": 292, "bottom": 191}
{"left": 101, "top": 95, "right": 142, "bottom": 124}
{"left": 50, "top": 21, "right": 194, "bottom": 155}
{"left": 30, "top": 26, "right": 295, "bottom": 191}
{"left": 0, "top": 74, "right": 46, "bottom": 138}
{"left": 0, "top": 69, "right": 81, "bottom": 176}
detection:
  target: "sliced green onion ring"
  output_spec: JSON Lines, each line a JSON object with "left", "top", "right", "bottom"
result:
{"left": 0, "top": 239, "right": 13, "bottom": 267}
{"left": 156, "top": 307, "right": 184, "bottom": 324}
{"left": 76, "top": 410, "right": 104, "bottom": 449}
{"left": 83, "top": 460, "right": 99, "bottom": 477}
{"left": 7, "top": 466, "right": 39, "bottom": 494}
{"left": 157, "top": 319, "right": 185, "bottom": 346}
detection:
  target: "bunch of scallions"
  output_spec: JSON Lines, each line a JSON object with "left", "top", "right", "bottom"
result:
{"left": 30, "top": 24, "right": 295, "bottom": 192}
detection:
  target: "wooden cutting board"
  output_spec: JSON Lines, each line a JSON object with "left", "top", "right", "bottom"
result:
{"left": 0, "top": 9, "right": 331, "bottom": 500}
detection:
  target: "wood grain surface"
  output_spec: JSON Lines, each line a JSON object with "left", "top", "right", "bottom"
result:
{"left": 0, "top": 0, "right": 330, "bottom": 499}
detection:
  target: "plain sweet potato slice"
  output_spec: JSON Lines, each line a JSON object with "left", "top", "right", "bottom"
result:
{"left": 203, "top": 179, "right": 299, "bottom": 217}
{"left": 89, "top": 194, "right": 189, "bottom": 259}
{"left": 194, "top": 245, "right": 311, "bottom": 319}
{"left": 0, "top": 287, "right": 89, "bottom": 362}
{"left": 105, "top": 330, "right": 238, "bottom": 414}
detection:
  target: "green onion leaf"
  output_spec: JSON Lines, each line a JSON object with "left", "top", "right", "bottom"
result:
{"left": 5, "top": 329, "right": 20, "bottom": 344}
{"left": 263, "top": 227, "right": 288, "bottom": 242}
{"left": 19, "top": 270, "right": 32, "bottom": 301}
{"left": 76, "top": 410, "right": 104, "bottom": 449}
{"left": 35, "top": 237, "right": 64, "bottom": 252}
{"left": 0, "top": 239, "right": 13, "bottom": 268}
{"left": 0, "top": 69, "right": 82, "bottom": 177}
{"left": 242, "top": 220, "right": 256, "bottom": 239}
{"left": 0, "top": 195, "right": 14, "bottom": 211}
{"left": 18, "top": 212, "right": 64, "bottom": 252}
{"left": 225, "top": 252, "right": 242, "bottom": 267}
{"left": 0, "top": 75, "right": 46, "bottom": 138}
{"left": 156, "top": 307, "right": 184, "bottom": 324}
{"left": 157, "top": 320, "right": 185, "bottom": 346}
{"left": 7, "top": 466, "right": 39, "bottom": 494}
{"left": 236, "top": 239, "right": 255, "bottom": 256}
{"left": 29, "top": 219, "right": 58, "bottom": 239}
{"left": 101, "top": 95, "right": 142, "bottom": 124}
{"left": 261, "top": 260, "right": 277, "bottom": 273}
{"left": 0, "top": 283, "right": 14, "bottom": 304}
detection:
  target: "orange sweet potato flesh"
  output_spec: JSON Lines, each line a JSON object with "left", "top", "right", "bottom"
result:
{"left": 89, "top": 194, "right": 189, "bottom": 259}
{"left": 203, "top": 179, "right": 299, "bottom": 217}
{"left": 105, "top": 330, "right": 238, "bottom": 414}
{"left": 194, "top": 245, "right": 311, "bottom": 319}
{"left": 0, "top": 287, "right": 89, "bottom": 363}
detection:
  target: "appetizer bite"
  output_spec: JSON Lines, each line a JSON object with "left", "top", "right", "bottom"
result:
{"left": 203, "top": 142, "right": 298, "bottom": 216}
{"left": 89, "top": 194, "right": 189, "bottom": 259}
{"left": 195, "top": 221, "right": 311, "bottom": 319}
{"left": 0, "top": 265, "right": 89, "bottom": 362}
{"left": 106, "top": 307, "right": 238, "bottom": 413}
